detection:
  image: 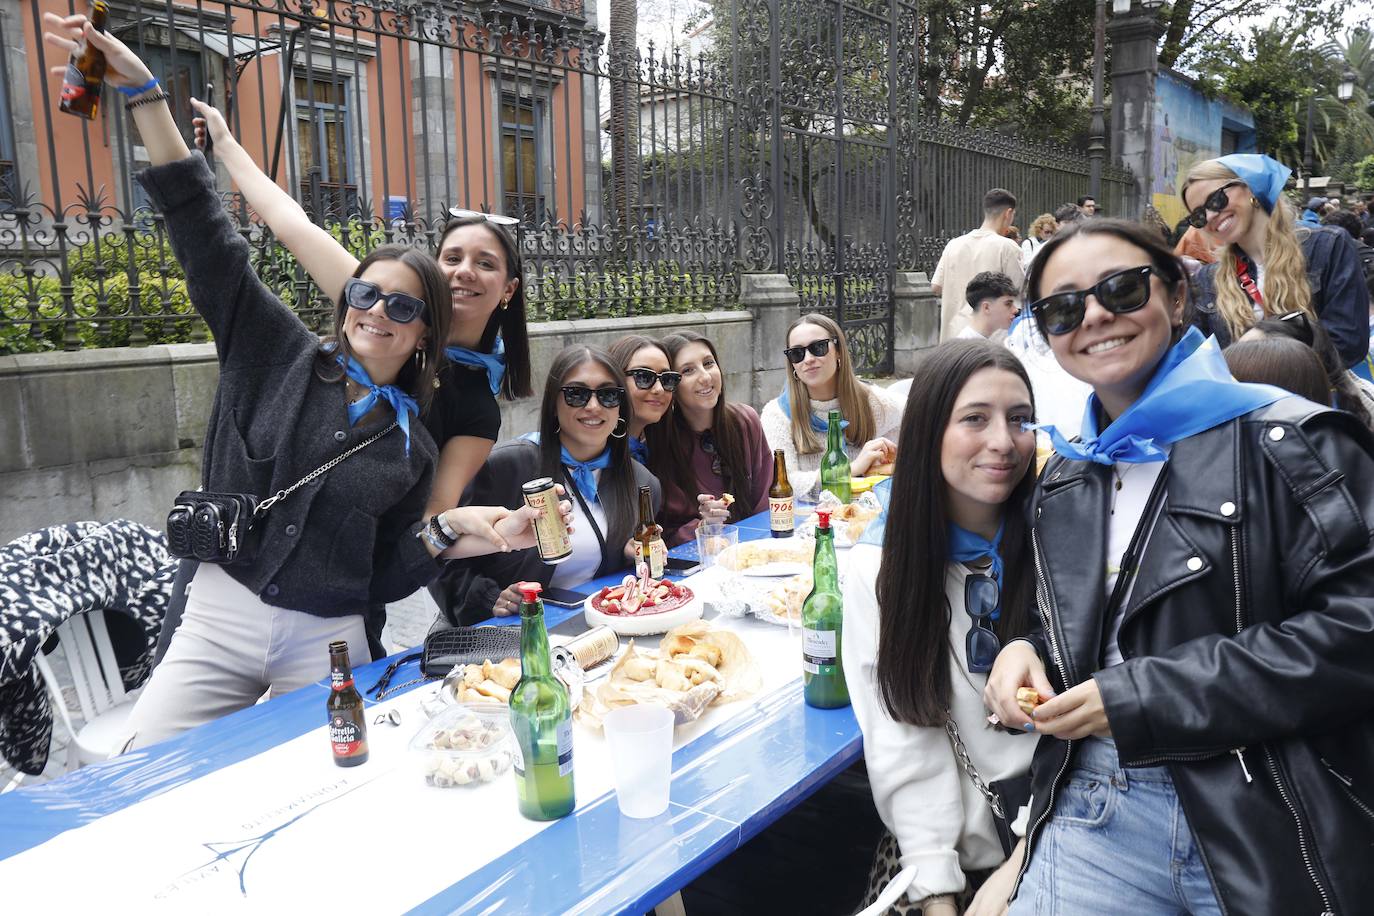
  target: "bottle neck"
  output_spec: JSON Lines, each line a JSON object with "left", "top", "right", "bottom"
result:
{"left": 638, "top": 489, "right": 655, "bottom": 527}
{"left": 519, "top": 601, "right": 553, "bottom": 678}
{"left": 812, "top": 528, "right": 839, "bottom": 590}
{"left": 329, "top": 653, "right": 354, "bottom": 690}
{"left": 825, "top": 418, "right": 843, "bottom": 453}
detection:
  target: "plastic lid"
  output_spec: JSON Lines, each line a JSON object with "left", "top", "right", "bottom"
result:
{"left": 816, "top": 509, "right": 831, "bottom": 529}
{"left": 517, "top": 581, "right": 543, "bottom": 602}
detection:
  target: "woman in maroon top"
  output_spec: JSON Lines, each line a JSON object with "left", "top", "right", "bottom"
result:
{"left": 647, "top": 331, "right": 772, "bottom": 544}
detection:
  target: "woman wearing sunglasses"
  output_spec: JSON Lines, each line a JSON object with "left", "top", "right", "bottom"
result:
{"left": 39, "top": 17, "right": 555, "bottom": 746}
{"left": 844, "top": 341, "right": 1039, "bottom": 916}
{"left": 983, "top": 217, "right": 1374, "bottom": 914}
{"left": 433, "top": 345, "right": 660, "bottom": 622}
{"left": 608, "top": 335, "right": 678, "bottom": 461}
{"left": 761, "top": 313, "right": 905, "bottom": 500}
{"left": 1182, "top": 154, "right": 1370, "bottom": 367}
{"left": 647, "top": 331, "right": 772, "bottom": 545}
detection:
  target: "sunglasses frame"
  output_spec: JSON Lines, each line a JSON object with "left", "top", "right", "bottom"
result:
{"left": 963, "top": 572, "right": 1001, "bottom": 674}
{"left": 627, "top": 367, "right": 682, "bottom": 392}
{"left": 448, "top": 207, "right": 521, "bottom": 226}
{"left": 783, "top": 337, "right": 839, "bottom": 365}
{"left": 559, "top": 385, "right": 627, "bottom": 409}
{"left": 342, "top": 277, "right": 430, "bottom": 325}
{"left": 1030, "top": 265, "right": 1155, "bottom": 336}
{"left": 1184, "top": 180, "right": 1247, "bottom": 229}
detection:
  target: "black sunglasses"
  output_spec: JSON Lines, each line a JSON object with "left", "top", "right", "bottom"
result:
{"left": 342, "top": 277, "right": 430, "bottom": 325}
{"left": 964, "top": 573, "right": 1001, "bottom": 674}
{"left": 783, "top": 338, "right": 839, "bottom": 364}
{"left": 1184, "top": 180, "right": 1247, "bottom": 229}
{"left": 1030, "top": 265, "right": 1155, "bottom": 336}
{"left": 560, "top": 385, "right": 626, "bottom": 409}
{"left": 627, "top": 368, "right": 682, "bottom": 392}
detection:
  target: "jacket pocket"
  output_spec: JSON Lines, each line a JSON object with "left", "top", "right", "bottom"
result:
{"left": 1320, "top": 757, "right": 1374, "bottom": 824}
{"left": 325, "top": 506, "right": 378, "bottom": 596}
{"left": 211, "top": 410, "right": 275, "bottom": 496}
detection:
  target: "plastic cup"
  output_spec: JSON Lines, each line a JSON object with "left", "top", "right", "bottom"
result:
{"left": 695, "top": 523, "right": 739, "bottom": 569}
{"left": 603, "top": 704, "right": 674, "bottom": 818}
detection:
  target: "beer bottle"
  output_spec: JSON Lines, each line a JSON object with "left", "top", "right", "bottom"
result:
{"left": 819, "top": 409, "right": 852, "bottom": 504}
{"left": 58, "top": 0, "right": 110, "bottom": 121}
{"left": 509, "top": 582, "right": 575, "bottom": 820}
{"left": 327, "top": 640, "right": 369, "bottom": 766}
{"left": 635, "top": 485, "right": 667, "bottom": 580}
{"left": 769, "top": 449, "right": 794, "bottom": 538}
{"left": 802, "top": 509, "right": 849, "bottom": 708}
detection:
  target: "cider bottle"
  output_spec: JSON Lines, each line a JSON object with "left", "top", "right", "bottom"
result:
{"left": 802, "top": 510, "right": 849, "bottom": 708}
{"left": 819, "top": 409, "right": 852, "bottom": 503}
{"left": 509, "top": 582, "right": 575, "bottom": 820}
{"left": 327, "top": 640, "right": 369, "bottom": 766}
{"left": 58, "top": 0, "right": 110, "bottom": 120}
{"left": 769, "top": 449, "right": 794, "bottom": 537}
{"left": 635, "top": 485, "right": 666, "bottom": 580}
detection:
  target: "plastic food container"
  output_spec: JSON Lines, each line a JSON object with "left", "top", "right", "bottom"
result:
{"left": 409, "top": 702, "right": 516, "bottom": 788}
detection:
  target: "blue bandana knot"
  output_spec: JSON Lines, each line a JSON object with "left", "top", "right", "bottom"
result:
{"left": 340, "top": 355, "right": 420, "bottom": 455}
{"left": 445, "top": 335, "right": 508, "bottom": 396}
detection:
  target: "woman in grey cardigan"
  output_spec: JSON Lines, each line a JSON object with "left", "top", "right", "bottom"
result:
{"left": 43, "top": 15, "right": 557, "bottom": 748}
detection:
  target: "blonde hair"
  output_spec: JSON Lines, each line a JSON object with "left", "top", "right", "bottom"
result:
{"left": 1030, "top": 213, "right": 1058, "bottom": 239}
{"left": 1180, "top": 159, "right": 1313, "bottom": 340}
{"left": 784, "top": 313, "right": 877, "bottom": 455}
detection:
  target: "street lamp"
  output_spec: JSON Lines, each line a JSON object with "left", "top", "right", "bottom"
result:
{"left": 1303, "top": 68, "right": 1360, "bottom": 194}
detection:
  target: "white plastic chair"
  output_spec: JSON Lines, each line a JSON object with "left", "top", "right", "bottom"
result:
{"left": 32, "top": 611, "right": 142, "bottom": 769}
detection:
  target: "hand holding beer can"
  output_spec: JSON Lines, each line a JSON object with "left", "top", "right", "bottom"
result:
{"left": 522, "top": 477, "right": 573, "bottom": 564}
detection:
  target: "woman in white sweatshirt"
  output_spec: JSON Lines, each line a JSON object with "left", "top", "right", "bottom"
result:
{"left": 844, "top": 340, "right": 1039, "bottom": 916}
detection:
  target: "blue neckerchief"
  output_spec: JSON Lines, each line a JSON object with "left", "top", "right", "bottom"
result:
{"left": 340, "top": 355, "right": 419, "bottom": 455}
{"left": 445, "top": 335, "right": 507, "bottom": 396}
{"left": 629, "top": 436, "right": 649, "bottom": 463}
{"left": 1035, "top": 328, "right": 1288, "bottom": 465}
{"left": 948, "top": 522, "right": 1004, "bottom": 620}
{"left": 778, "top": 385, "right": 849, "bottom": 435}
{"left": 1215, "top": 154, "right": 1291, "bottom": 213}
{"left": 517, "top": 432, "right": 612, "bottom": 504}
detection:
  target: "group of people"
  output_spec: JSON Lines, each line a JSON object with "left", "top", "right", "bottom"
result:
{"left": 25, "top": 14, "right": 1374, "bottom": 916}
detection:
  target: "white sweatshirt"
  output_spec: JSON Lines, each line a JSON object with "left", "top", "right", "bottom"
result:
{"left": 759, "top": 384, "right": 905, "bottom": 501}
{"left": 841, "top": 544, "right": 1037, "bottom": 901}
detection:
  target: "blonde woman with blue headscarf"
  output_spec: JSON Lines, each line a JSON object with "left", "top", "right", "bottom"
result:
{"left": 1182, "top": 153, "right": 1371, "bottom": 367}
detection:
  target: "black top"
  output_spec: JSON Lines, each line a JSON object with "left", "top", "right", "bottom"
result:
{"left": 422, "top": 362, "right": 503, "bottom": 446}
{"left": 137, "top": 153, "right": 439, "bottom": 617}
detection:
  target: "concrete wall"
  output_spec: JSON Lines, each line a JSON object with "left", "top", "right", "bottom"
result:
{"left": 0, "top": 279, "right": 941, "bottom": 544}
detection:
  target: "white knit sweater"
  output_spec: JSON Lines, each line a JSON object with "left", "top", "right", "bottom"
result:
{"left": 841, "top": 544, "right": 1037, "bottom": 901}
{"left": 759, "top": 383, "right": 905, "bottom": 500}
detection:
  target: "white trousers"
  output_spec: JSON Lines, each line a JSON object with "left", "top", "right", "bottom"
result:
{"left": 121, "top": 563, "right": 369, "bottom": 751}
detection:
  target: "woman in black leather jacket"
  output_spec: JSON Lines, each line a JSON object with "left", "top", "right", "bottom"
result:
{"left": 985, "top": 218, "right": 1374, "bottom": 915}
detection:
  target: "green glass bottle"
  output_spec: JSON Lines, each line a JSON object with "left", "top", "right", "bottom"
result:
{"left": 802, "top": 509, "right": 850, "bottom": 708}
{"left": 509, "top": 581, "right": 575, "bottom": 820}
{"left": 819, "top": 409, "right": 852, "bottom": 503}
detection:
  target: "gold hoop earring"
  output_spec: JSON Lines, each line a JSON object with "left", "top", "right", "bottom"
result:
{"left": 500, "top": 298, "right": 510, "bottom": 311}
{"left": 611, "top": 417, "right": 628, "bottom": 439}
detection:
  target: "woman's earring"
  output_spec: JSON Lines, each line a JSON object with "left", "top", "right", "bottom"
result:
{"left": 611, "top": 417, "right": 628, "bottom": 439}
{"left": 414, "top": 349, "right": 427, "bottom": 373}
{"left": 500, "top": 298, "right": 510, "bottom": 311}
{"left": 553, "top": 420, "right": 560, "bottom": 434}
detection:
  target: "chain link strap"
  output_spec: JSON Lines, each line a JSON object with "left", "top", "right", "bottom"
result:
{"left": 944, "top": 712, "right": 1006, "bottom": 820}
{"left": 255, "top": 421, "right": 399, "bottom": 515}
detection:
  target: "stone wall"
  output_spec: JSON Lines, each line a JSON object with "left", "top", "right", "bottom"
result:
{"left": 0, "top": 276, "right": 941, "bottom": 543}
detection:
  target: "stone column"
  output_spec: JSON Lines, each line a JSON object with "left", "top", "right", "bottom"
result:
{"left": 892, "top": 271, "right": 939, "bottom": 377}
{"left": 740, "top": 273, "right": 799, "bottom": 407}
{"left": 1108, "top": 11, "right": 1168, "bottom": 218}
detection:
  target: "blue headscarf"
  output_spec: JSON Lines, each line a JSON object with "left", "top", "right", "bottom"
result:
{"left": 519, "top": 431, "right": 613, "bottom": 504}
{"left": 1035, "top": 328, "right": 1288, "bottom": 465}
{"left": 778, "top": 385, "right": 848, "bottom": 435}
{"left": 339, "top": 355, "right": 420, "bottom": 454}
{"left": 445, "top": 334, "right": 507, "bottom": 396}
{"left": 1214, "top": 154, "right": 1291, "bottom": 213}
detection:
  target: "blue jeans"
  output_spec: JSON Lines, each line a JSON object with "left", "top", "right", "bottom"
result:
{"left": 1009, "top": 738, "right": 1223, "bottom": 916}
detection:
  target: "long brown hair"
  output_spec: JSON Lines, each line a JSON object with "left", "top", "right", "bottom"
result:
{"left": 875, "top": 341, "right": 1037, "bottom": 727}
{"left": 647, "top": 330, "right": 760, "bottom": 522}
{"left": 314, "top": 245, "right": 450, "bottom": 414}
{"left": 783, "top": 313, "right": 877, "bottom": 454}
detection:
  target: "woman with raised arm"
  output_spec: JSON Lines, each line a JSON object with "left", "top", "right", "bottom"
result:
{"left": 983, "top": 217, "right": 1374, "bottom": 914}
{"left": 760, "top": 313, "right": 903, "bottom": 500}
{"left": 608, "top": 334, "right": 677, "bottom": 463}
{"left": 41, "top": 15, "right": 556, "bottom": 747}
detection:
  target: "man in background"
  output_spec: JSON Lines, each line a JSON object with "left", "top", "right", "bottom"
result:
{"left": 957, "top": 271, "right": 1019, "bottom": 342}
{"left": 931, "top": 188, "right": 1024, "bottom": 341}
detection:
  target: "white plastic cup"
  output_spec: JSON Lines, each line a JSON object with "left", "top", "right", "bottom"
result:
{"left": 603, "top": 704, "right": 675, "bottom": 818}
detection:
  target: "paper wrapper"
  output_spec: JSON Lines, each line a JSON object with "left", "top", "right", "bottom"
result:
{"left": 575, "top": 621, "right": 763, "bottom": 729}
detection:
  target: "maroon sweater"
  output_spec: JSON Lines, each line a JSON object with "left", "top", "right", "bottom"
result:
{"left": 660, "top": 403, "right": 773, "bottom": 546}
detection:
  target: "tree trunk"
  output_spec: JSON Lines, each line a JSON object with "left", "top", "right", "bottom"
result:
{"left": 1157, "top": 0, "right": 1193, "bottom": 70}
{"left": 608, "top": 0, "right": 640, "bottom": 231}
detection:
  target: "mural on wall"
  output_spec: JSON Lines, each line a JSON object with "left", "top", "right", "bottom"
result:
{"left": 1152, "top": 71, "right": 1256, "bottom": 227}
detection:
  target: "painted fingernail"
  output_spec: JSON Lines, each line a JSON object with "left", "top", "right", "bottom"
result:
{"left": 1022, "top": 722, "right": 1036, "bottom": 732}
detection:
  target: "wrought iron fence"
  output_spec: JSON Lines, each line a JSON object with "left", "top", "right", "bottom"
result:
{"left": 1, "top": 0, "right": 1135, "bottom": 361}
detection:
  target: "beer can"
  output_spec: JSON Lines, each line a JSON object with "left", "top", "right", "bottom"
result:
{"left": 522, "top": 477, "right": 573, "bottom": 564}
{"left": 552, "top": 626, "right": 619, "bottom": 672}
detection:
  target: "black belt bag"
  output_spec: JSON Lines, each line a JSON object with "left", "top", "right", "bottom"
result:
{"left": 165, "top": 421, "right": 398, "bottom": 565}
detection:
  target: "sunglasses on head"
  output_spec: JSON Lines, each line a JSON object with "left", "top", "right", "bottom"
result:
{"left": 627, "top": 367, "right": 682, "bottom": 392}
{"left": 448, "top": 207, "right": 520, "bottom": 227}
{"left": 342, "top": 277, "right": 430, "bottom": 325}
{"left": 783, "top": 338, "right": 839, "bottom": 364}
{"left": 560, "top": 385, "right": 626, "bottom": 409}
{"left": 1184, "top": 180, "right": 1247, "bottom": 229}
{"left": 1030, "top": 265, "right": 1155, "bottom": 336}
{"left": 964, "top": 573, "right": 1001, "bottom": 674}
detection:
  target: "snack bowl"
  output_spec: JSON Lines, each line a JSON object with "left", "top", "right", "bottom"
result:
{"left": 409, "top": 702, "right": 516, "bottom": 789}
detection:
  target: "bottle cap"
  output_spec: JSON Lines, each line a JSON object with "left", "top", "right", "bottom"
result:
{"left": 816, "top": 509, "right": 831, "bottom": 529}
{"left": 517, "top": 581, "right": 543, "bottom": 603}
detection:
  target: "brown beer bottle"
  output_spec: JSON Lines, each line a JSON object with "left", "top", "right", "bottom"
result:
{"left": 635, "top": 485, "right": 666, "bottom": 580}
{"left": 769, "top": 449, "right": 794, "bottom": 537}
{"left": 327, "top": 640, "right": 369, "bottom": 766}
{"left": 59, "top": 0, "right": 110, "bottom": 120}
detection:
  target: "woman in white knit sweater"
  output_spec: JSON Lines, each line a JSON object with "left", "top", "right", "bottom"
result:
{"left": 760, "top": 313, "right": 904, "bottom": 499}
{"left": 844, "top": 340, "right": 1039, "bottom": 916}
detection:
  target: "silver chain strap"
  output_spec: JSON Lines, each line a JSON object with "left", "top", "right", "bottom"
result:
{"left": 255, "top": 421, "right": 399, "bottom": 515}
{"left": 944, "top": 712, "right": 1006, "bottom": 820}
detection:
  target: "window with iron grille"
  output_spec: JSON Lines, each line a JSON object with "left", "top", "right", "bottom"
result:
{"left": 501, "top": 96, "right": 545, "bottom": 225}
{"left": 295, "top": 74, "right": 357, "bottom": 221}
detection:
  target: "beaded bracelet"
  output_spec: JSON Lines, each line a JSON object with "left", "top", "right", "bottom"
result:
{"left": 427, "top": 514, "right": 456, "bottom": 549}
{"left": 116, "top": 77, "right": 160, "bottom": 98}
{"left": 125, "top": 89, "right": 170, "bottom": 111}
